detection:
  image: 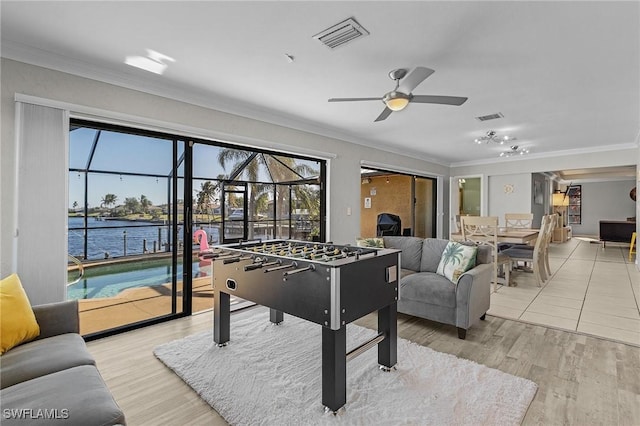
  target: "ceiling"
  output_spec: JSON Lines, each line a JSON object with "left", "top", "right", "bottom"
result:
{"left": 2, "top": 1, "right": 639, "bottom": 168}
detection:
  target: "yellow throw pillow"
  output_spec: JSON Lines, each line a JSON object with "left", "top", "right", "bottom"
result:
{"left": 0, "top": 274, "right": 40, "bottom": 354}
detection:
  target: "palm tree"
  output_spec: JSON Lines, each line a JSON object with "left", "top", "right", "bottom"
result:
{"left": 217, "top": 149, "right": 320, "bottom": 239}
{"left": 196, "top": 181, "right": 218, "bottom": 221}
{"left": 101, "top": 193, "right": 117, "bottom": 214}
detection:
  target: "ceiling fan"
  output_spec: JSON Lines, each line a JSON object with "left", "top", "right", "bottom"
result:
{"left": 328, "top": 67, "right": 468, "bottom": 122}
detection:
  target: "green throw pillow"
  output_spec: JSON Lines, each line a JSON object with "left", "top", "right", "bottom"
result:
{"left": 436, "top": 241, "right": 477, "bottom": 284}
{"left": 355, "top": 237, "right": 384, "bottom": 248}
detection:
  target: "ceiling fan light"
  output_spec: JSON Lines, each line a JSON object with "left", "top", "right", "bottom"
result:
{"left": 383, "top": 92, "right": 410, "bottom": 111}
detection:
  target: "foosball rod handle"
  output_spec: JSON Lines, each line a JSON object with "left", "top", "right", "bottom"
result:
{"left": 264, "top": 262, "right": 297, "bottom": 273}
{"left": 282, "top": 264, "right": 315, "bottom": 278}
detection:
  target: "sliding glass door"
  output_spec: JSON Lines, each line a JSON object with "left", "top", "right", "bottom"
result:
{"left": 68, "top": 120, "right": 186, "bottom": 337}
{"left": 69, "top": 121, "right": 326, "bottom": 337}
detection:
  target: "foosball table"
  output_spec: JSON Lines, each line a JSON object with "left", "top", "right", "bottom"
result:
{"left": 209, "top": 239, "right": 401, "bottom": 412}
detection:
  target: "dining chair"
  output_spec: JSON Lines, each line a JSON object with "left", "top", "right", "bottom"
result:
{"left": 542, "top": 214, "right": 557, "bottom": 277}
{"left": 501, "top": 214, "right": 551, "bottom": 287}
{"left": 499, "top": 213, "right": 535, "bottom": 252}
{"left": 502, "top": 213, "right": 555, "bottom": 277}
{"left": 460, "top": 216, "right": 511, "bottom": 293}
{"left": 504, "top": 213, "right": 534, "bottom": 229}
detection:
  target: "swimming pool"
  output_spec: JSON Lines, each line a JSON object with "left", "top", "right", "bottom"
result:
{"left": 67, "top": 259, "right": 209, "bottom": 300}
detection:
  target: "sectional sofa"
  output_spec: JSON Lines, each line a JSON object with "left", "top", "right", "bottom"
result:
{"left": 0, "top": 300, "right": 126, "bottom": 425}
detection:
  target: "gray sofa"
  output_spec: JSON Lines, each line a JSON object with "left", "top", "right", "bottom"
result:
{"left": 0, "top": 300, "right": 126, "bottom": 425}
{"left": 383, "top": 236, "right": 492, "bottom": 339}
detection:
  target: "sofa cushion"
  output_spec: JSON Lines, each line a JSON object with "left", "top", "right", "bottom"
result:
{"left": 0, "top": 333, "right": 96, "bottom": 389}
{"left": 0, "top": 365, "right": 125, "bottom": 426}
{"left": 383, "top": 236, "right": 424, "bottom": 271}
{"left": 420, "top": 238, "right": 449, "bottom": 272}
{"left": 400, "top": 272, "right": 456, "bottom": 308}
{"left": 0, "top": 274, "right": 40, "bottom": 354}
{"left": 436, "top": 241, "right": 477, "bottom": 284}
{"left": 400, "top": 269, "right": 417, "bottom": 279}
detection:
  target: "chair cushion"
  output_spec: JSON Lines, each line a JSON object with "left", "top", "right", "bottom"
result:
{"left": 383, "top": 236, "right": 424, "bottom": 271}
{"left": 0, "top": 274, "right": 40, "bottom": 354}
{"left": 436, "top": 241, "right": 477, "bottom": 284}
{"left": 0, "top": 365, "right": 125, "bottom": 426}
{"left": 0, "top": 334, "right": 96, "bottom": 389}
{"left": 400, "top": 272, "right": 456, "bottom": 308}
{"left": 420, "top": 239, "right": 448, "bottom": 272}
{"left": 501, "top": 247, "right": 534, "bottom": 260}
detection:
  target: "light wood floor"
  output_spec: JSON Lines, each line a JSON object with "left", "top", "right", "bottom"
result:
{"left": 87, "top": 307, "right": 640, "bottom": 425}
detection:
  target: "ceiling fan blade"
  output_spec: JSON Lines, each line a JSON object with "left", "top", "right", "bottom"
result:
{"left": 374, "top": 107, "right": 393, "bottom": 122}
{"left": 398, "top": 67, "right": 434, "bottom": 94}
{"left": 328, "top": 97, "right": 381, "bottom": 102}
{"left": 410, "top": 95, "right": 468, "bottom": 106}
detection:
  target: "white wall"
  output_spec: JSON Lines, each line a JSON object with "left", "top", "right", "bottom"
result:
{"left": 488, "top": 173, "right": 532, "bottom": 226}
{"left": 572, "top": 180, "right": 636, "bottom": 236}
{"left": 0, "top": 59, "right": 451, "bottom": 299}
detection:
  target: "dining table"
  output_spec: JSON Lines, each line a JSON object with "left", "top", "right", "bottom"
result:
{"left": 450, "top": 228, "right": 539, "bottom": 244}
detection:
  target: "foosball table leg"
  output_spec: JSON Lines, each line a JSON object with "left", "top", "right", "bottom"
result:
{"left": 269, "top": 308, "right": 284, "bottom": 325}
{"left": 214, "top": 290, "right": 230, "bottom": 346}
{"left": 321, "top": 326, "right": 346, "bottom": 413}
{"left": 377, "top": 302, "right": 397, "bottom": 369}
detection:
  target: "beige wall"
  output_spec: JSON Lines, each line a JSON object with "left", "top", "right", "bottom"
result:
{"left": 360, "top": 175, "right": 412, "bottom": 237}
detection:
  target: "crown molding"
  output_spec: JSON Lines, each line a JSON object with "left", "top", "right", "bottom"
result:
{"left": 450, "top": 143, "right": 639, "bottom": 168}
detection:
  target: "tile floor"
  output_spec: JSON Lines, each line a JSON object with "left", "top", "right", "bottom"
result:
{"left": 488, "top": 237, "right": 640, "bottom": 347}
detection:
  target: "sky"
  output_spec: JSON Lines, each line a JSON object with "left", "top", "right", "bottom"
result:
{"left": 68, "top": 126, "right": 320, "bottom": 210}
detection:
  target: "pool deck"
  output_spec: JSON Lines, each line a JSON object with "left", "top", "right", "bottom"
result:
{"left": 78, "top": 276, "right": 215, "bottom": 335}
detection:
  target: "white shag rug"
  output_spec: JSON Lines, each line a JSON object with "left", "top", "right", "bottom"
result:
{"left": 154, "top": 309, "right": 537, "bottom": 425}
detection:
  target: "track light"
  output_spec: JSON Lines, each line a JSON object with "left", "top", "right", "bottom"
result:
{"left": 474, "top": 130, "right": 515, "bottom": 145}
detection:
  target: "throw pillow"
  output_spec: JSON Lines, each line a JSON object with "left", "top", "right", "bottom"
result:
{"left": 436, "top": 241, "right": 477, "bottom": 284}
{"left": 355, "top": 237, "right": 385, "bottom": 248}
{"left": 0, "top": 274, "right": 40, "bottom": 354}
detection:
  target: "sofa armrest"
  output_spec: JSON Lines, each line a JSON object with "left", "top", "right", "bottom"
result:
{"left": 32, "top": 300, "right": 80, "bottom": 339}
{"left": 454, "top": 263, "right": 492, "bottom": 329}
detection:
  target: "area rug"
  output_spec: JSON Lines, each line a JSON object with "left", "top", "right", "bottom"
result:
{"left": 154, "top": 309, "right": 537, "bottom": 425}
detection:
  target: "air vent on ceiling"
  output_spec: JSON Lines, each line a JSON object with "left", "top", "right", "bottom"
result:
{"left": 475, "top": 112, "right": 504, "bottom": 122}
{"left": 313, "top": 17, "right": 369, "bottom": 49}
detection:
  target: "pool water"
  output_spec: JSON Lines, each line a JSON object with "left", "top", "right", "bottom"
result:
{"left": 67, "top": 259, "right": 209, "bottom": 300}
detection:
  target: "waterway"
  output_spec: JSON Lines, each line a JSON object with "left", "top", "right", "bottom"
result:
{"left": 68, "top": 216, "right": 220, "bottom": 260}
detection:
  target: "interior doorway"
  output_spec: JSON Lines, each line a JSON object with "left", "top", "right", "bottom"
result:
{"left": 450, "top": 175, "right": 483, "bottom": 234}
{"left": 360, "top": 169, "right": 436, "bottom": 238}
